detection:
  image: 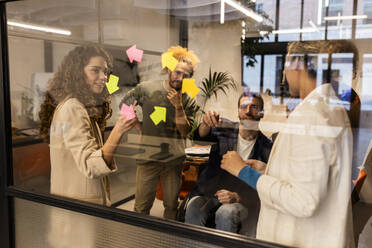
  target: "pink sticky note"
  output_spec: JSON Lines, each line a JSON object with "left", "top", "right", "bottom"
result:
{"left": 126, "top": 45, "right": 144, "bottom": 63}
{"left": 120, "top": 104, "right": 136, "bottom": 120}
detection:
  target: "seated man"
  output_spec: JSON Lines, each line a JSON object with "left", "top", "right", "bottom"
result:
{"left": 185, "top": 92, "right": 272, "bottom": 236}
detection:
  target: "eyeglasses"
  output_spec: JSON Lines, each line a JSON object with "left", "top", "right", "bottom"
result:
{"left": 239, "top": 103, "right": 260, "bottom": 111}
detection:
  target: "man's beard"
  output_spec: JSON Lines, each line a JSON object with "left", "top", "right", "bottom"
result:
{"left": 170, "top": 80, "right": 182, "bottom": 91}
{"left": 239, "top": 115, "right": 260, "bottom": 131}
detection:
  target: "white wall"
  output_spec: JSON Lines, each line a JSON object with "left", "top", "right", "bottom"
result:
{"left": 8, "top": 36, "right": 45, "bottom": 129}
{"left": 189, "top": 20, "right": 243, "bottom": 122}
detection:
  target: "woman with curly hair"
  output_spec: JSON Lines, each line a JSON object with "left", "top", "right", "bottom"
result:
{"left": 39, "top": 45, "right": 138, "bottom": 206}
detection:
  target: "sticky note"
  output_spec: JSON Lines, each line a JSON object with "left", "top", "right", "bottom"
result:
{"left": 106, "top": 74, "right": 119, "bottom": 94}
{"left": 182, "top": 78, "right": 200, "bottom": 99}
{"left": 150, "top": 106, "right": 166, "bottom": 125}
{"left": 120, "top": 104, "right": 136, "bottom": 120}
{"left": 126, "top": 44, "right": 144, "bottom": 63}
{"left": 161, "top": 52, "right": 178, "bottom": 71}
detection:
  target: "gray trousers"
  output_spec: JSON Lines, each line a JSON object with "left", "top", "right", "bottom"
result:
{"left": 134, "top": 163, "right": 183, "bottom": 220}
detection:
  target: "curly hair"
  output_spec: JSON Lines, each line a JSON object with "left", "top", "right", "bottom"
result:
{"left": 39, "top": 45, "right": 113, "bottom": 142}
{"left": 165, "top": 46, "right": 200, "bottom": 76}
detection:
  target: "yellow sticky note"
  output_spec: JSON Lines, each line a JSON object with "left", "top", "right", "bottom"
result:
{"left": 182, "top": 78, "right": 200, "bottom": 99}
{"left": 106, "top": 74, "right": 119, "bottom": 94}
{"left": 161, "top": 52, "right": 179, "bottom": 71}
{"left": 150, "top": 106, "right": 166, "bottom": 125}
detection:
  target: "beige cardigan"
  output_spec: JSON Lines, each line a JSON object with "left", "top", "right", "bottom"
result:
{"left": 49, "top": 98, "right": 117, "bottom": 206}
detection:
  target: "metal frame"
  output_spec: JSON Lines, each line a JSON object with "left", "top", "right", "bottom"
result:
{"left": 0, "top": 1, "right": 289, "bottom": 248}
{"left": 0, "top": 2, "right": 14, "bottom": 248}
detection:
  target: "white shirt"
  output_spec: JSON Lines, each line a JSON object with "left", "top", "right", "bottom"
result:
{"left": 237, "top": 134, "right": 256, "bottom": 160}
{"left": 256, "top": 84, "right": 354, "bottom": 248}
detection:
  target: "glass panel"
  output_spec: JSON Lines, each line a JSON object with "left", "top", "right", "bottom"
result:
{"left": 6, "top": 0, "right": 99, "bottom": 42}
{"left": 356, "top": 0, "right": 372, "bottom": 39}
{"left": 101, "top": 0, "right": 179, "bottom": 51}
{"left": 301, "top": 1, "right": 326, "bottom": 41}
{"left": 243, "top": 55, "right": 261, "bottom": 93}
{"left": 330, "top": 53, "right": 354, "bottom": 98}
{"left": 326, "top": 0, "right": 352, "bottom": 40}
{"left": 6, "top": 0, "right": 372, "bottom": 247}
{"left": 255, "top": 0, "right": 276, "bottom": 42}
{"left": 263, "top": 55, "right": 283, "bottom": 96}
{"left": 14, "top": 198, "right": 223, "bottom": 248}
{"left": 361, "top": 54, "right": 372, "bottom": 109}
{"left": 278, "top": 0, "right": 301, "bottom": 41}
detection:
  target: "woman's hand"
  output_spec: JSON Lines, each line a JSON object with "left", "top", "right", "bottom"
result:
{"left": 245, "top": 159, "right": 267, "bottom": 174}
{"left": 113, "top": 115, "right": 139, "bottom": 135}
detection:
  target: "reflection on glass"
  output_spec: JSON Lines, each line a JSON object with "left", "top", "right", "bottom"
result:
{"left": 243, "top": 55, "right": 261, "bottom": 93}
{"left": 362, "top": 54, "right": 372, "bottom": 110}
{"left": 256, "top": 0, "right": 276, "bottom": 42}
{"left": 302, "top": 1, "right": 325, "bottom": 41}
{"left": 6, "top": 0, "right": 99, "bottom": 41}
{"left": 263, "top": 55, "right": 283, "bottom": 96}
{"left": 102, "top": 0, "right": 179, "bottom": 51}
{"left": 326, "top": 0, "right": 352, "bottom": 40}
{"left": 331, "top": 53, "right": 354, "bottom": 98}
{"left": 14, "top": 198, "right": 221, "bottom": 248}
{"left": 356, "top": 0, "right": 372, "bottom": 38}
{"left": 278, "top": 0, "right": 301, "bottom": 41}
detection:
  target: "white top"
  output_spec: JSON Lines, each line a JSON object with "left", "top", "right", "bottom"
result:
{"left": 256, "top": 84, "right": 354, "bottom": 248}
{"left": 237, "top": 134, "right": 256, "bottom": 160}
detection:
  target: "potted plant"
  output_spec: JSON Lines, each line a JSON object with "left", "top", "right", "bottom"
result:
{"left": 186, "top": 67, "right": 237, "bottom": 140}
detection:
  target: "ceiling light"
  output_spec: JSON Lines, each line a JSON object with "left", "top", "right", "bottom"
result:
{"left": 220, "top": 0, "right": 225, "bottom": 23}
{"left": 7, "top": 20, "right": 71, "bottom": 36}
{"left": 260, "top": 28, "right": 317, "bottom": 36}
{"left": 220, "top": 0, "right": 263, "bottom": 24}
{"left": 324, "top": 15, "right": 368, "bottom": 21}
{"left": 272, "top": 28, "right": 317, "bottom": 34}
{"left": 317, "top": 0, "right": 322, "bottom": 25}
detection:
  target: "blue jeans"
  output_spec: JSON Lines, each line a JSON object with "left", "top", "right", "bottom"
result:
{"left": 185, "top": 196, "right": 249, "bottom": 234}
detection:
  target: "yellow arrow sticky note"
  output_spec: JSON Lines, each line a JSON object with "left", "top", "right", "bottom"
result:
{"left": 182, "top": 78, "right": 200, "bottom": 99}
{"left": 161, "top": 52, "right": 179, "bottom": 71}
{"left": 150, "top": 106, "right": 166, "bottom": 125}
{"left": 106, "top": 74, "right": 119, "bottom": 94}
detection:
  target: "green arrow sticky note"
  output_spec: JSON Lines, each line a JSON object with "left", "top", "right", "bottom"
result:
{"left": 161, "top": 52, "right": 178, "bottom": 71}
{"left": 150, "top": 106, "right": 166, "bottom": 125}
{"left": 106, "top": 74, "right": 119, "bottom": 94}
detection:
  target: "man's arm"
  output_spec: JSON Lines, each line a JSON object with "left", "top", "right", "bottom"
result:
{"left": 215, "top": 189, "right": 240, "bottom": 204}
{"left": 167, "top": 89, "right": 192, "bottom": 138}
{"left": 198, "top": 110, "right": 221, "bottom": 138}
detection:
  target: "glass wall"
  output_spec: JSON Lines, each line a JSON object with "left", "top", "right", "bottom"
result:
{"left": 4, "top": 0, "right": 372, "bottom": 248}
